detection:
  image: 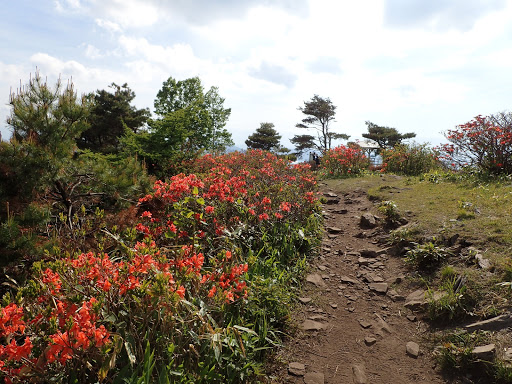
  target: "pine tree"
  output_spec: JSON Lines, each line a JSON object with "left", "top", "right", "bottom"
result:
{"left": 245, "top": 123, "right": 282, "bottom": 151}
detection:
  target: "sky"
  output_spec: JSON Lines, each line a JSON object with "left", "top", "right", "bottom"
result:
{"left": 2, "top": 0, "right": 512, "bottom": 149}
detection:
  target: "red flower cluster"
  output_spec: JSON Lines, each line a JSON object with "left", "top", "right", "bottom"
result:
{"left": 320, "top": 145, "right": 369, "bottom": 177}
{"left": 0, "top": 149, "right": 320, "bottom": 383}
{"left": 439, "top": 114, "right": 512, "bottom": 174}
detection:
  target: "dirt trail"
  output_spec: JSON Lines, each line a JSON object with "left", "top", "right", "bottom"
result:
{"left": 272, "top": 184, "right": 447, "bottom": 384}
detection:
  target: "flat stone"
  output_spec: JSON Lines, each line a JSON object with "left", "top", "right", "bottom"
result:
{"left": 304, "top": 372, "right": 325, "bottom": 384}
{"left": 299, "top": 297, "right": 312, "bottom": 304}
{"left": 375, "top": 316, "right": 393, "bottom": 335}
{"left": 326, "top": 226, "right": 343, "bottom": 234}
{"left": 465, "top": 313, "right": 512, "bottom": 332}
{"left": 352, "top": 364, "right": 368, "bottom": 384}
{"left": 358, "top": 257, "right": 373, "bottom": 266}
{"left": 472, "top": 344, "right": 496, "bottom": 361}
{"left": 366, "top": 273, "right": 384, "bottom": 283}
{"left": 364, "top": 336, "right": 377, "bottom": 346}
{"left": 323, "top": 192, "right": 338, "bottom": 198}
{"left": 348, "top": 307, "right": 355, "bottom": 312}
{"left": 406, "top": 341, "right": 420, "bottom": 358}
{"left": 404, "top": 289, "right": 427, "bottom": 310}
{"left": 340, "top": 275, "right": 358, "bottom": 285}
{"left": 308, "top": 315, "right": 327, "bottom": 321}
{"left": 302, "top": 320, "right": 326, "bottom": 331}
{"left": 387, "top": 289, "right": 405, "bottom": 302}
{"left": 369, "top": 282, "right": 388, "bottom": 294}
{"left": 330, "top": 303, "right": 338, "bottom": 309}
{"left": 407, "top": 314, "right": 417, "bottom": 322}
{"left": 317, "top": 265, "right": 327, "bottom": 271}
{"left": 359, "top": 320, "right": 372, "bottom": 329}
{"left": 288, "top": 362, "right": 306, "bottom": 376}
{"left": 306, "top": 273, "right": 327, "bottom": 288}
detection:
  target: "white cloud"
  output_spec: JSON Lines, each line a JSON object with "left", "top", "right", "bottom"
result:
{"left": 84, "top": 44, "right": 102, "bottom": 59}
{"left": 3, "top": 0, "right": 512, "bottom": 150}
{"left": 95, "top": 18, "right": 122, "bottom": 33}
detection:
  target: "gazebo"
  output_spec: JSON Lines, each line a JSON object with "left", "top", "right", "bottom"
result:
{"left": 354, "top": 139, "right": 381, "bottom": 165}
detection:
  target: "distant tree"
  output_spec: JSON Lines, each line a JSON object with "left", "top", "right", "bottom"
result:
{"left": 245, "top": 122, "right": 282, "bottom": 151}
{"left": 77, "top": 83, "right": 150, "bottom": 153}
{"left": 362, "top": 121, "right": 416, "bottom": 149}
{"left": 290, "top": 134, "right": 316, "bottom": 157}
{"left": 292, "top": 95, "right": 349, "bottom": 154}
{"left": 275, "top": 145, "right": 297, "bottom": 161}
{"left": 153, "top": 76, "right": 233, "bottom": 152}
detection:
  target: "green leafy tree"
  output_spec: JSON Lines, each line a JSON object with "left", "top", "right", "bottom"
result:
{"left": 77, "top": 83, "right": 150, "bottom": 154}
{"left": 363, "top": 121, "right": 416, "bottom": 149}
{"left": 292, "top": 95, "right": 349, "bottom": 154}
{"left": 127, "top": 76, "right": 233, "bottom": 176}
{"left": 245, "top": 122, "right": 282, "bottom": 151}
{"left": 154, "top": 76, "right": 233, "bottom": 152}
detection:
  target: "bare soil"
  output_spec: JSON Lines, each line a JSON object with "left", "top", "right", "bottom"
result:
{"left": 269, "top": 182, "right": 448, "bottom": 383}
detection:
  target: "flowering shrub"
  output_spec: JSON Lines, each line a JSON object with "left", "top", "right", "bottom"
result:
{"left": 439, "top": 113, "right": 512, "bottom": 175}
{"left": 381, "top": 143, "right": 440, "bottom": 176}
{"left": 319, "top": 145, "right": 369, "bottom": 178}
{"left": 0, "top": 150, "right": 321, "bottom": 383}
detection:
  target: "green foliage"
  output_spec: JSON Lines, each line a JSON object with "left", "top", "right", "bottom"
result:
{"left": 1, "top": 72, "right": 90, "bottom": 203}
{"left": 153, "top": 76, "right": 233, "bottom": 153}
{"left": 406, "top": 241, "right": 452, "bottom": 270}
{"left": 440, "top": 265, "right": 457, "bottom": 281}
{"left": 0, "top": 214, "right": 37, "bottom": 265}
{"left": 0, "top": 72, "right": 152, "bottom": 265}
{"left": 8, "top": 71, "right": 90, "bottom": 162}
{"left": 289, "top": 134, "right": 316, "bottom": 157}
{"left": 388, "top": 225, "right": 420, "bottom": 245}
{"left": 126, "top": 76, "right": 234, "bottom": 177}
{"left": 381, "top": 142, "right": 441, "bottom": 176}
{"left": 456, "top": 200, "right": 476, "bottom": 220}
{"left": 436, "top": 331, "right": 486, "bottom": 375}
{"left": 363, "top": 121, "right": 416, "bottom": 149}
{"left": 78, "top": 83, "right": 150, "bottom": 154}
{"left": 377, "top": 200, "right": 401, "bottom": 226}
{"left": 427, "top": 275, "right": 477, "bottom": 323}
{"left": 245, "top": 123, "right": 282, "bottom": 151}
{"left": 293, "top": 95, "right": 349, "bottom": 154}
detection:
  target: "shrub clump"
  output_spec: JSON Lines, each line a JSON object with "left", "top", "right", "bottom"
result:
{"left": 439, "top": 113, "right": 512, "bottom": 176}
{"left": 381, "top": 142, "right": 441, "bottom": 176}
{"left": 0, "top": 150, "right": 322, "bottom": 383}
{"left": 319, "top": 144, "right": 369, "bottom": 178}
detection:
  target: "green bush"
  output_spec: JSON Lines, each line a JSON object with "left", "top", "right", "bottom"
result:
{"left": 406, "top": 241, "right": 452, "bottom": 271}
{"left": 381, "top": 142, "right": 440, "bottom": 176}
